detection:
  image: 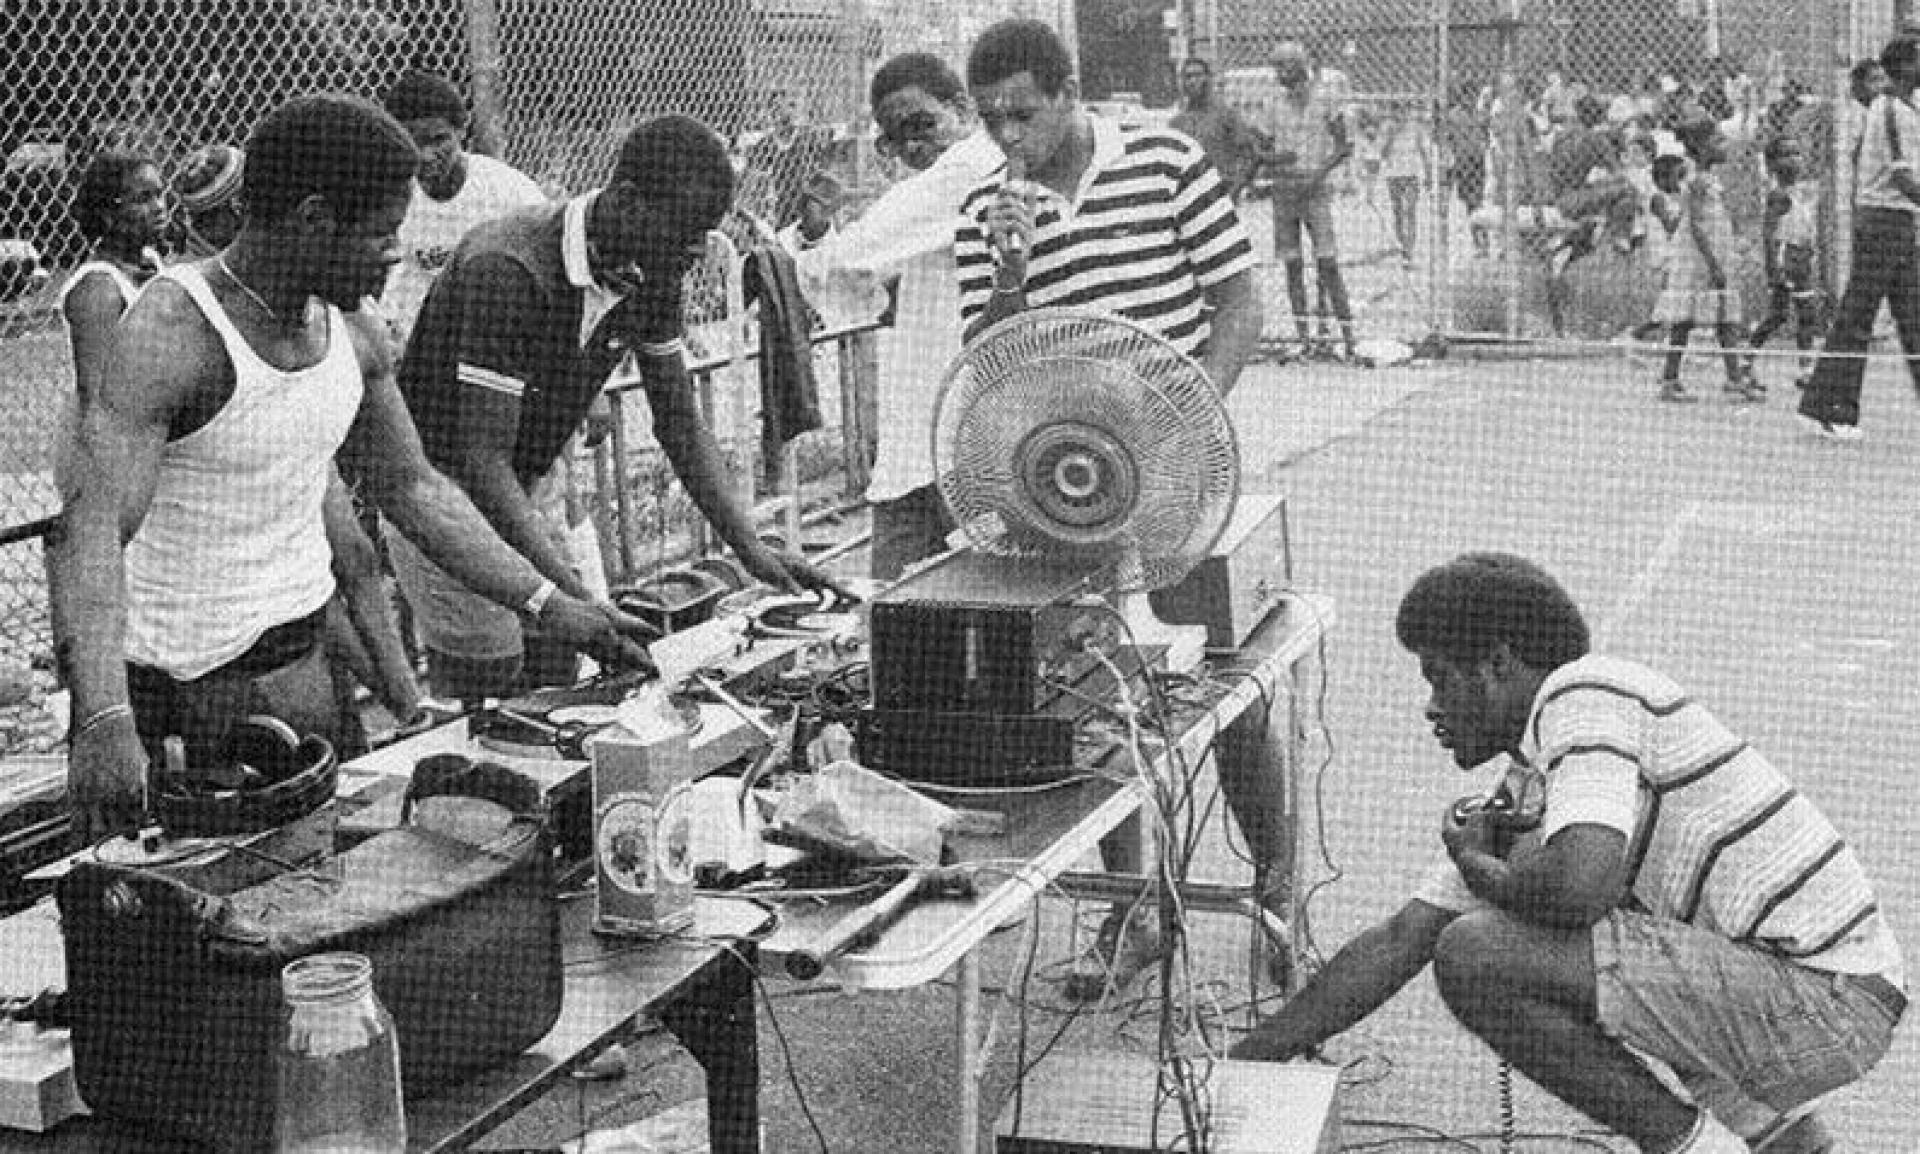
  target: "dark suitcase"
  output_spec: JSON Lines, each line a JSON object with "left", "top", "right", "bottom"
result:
{"left": 57, "top": 760, "right": 560, "bottom": 1151}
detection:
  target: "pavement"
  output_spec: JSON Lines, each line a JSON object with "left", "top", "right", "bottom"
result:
{"left": 483, "top": 343, "right": 1919, "bottom": 1152}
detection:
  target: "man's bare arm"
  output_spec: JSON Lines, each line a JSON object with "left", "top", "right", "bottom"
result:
{"left": 48, "top": 281, "right": 208, "bottom": 835}
{"left": 1229, "top": 899, "right": 1455, "bottom": 1061}
{"left": 337, "top": 310, "right": 657, "bottom": 667}
{"left": 61, "top": 275, "right": 130, "bottom": 408}
{"left": 640, "top": 350, "right": 846, "bottom": 596}
{"left": 1199, "top": 269, "right": 1262, "bottom": 395}
{"left": 448, "top": 385, "right": 590, "bottom": 597}
{"left": 337, "top": 310, "right": 552, "bottom": 610}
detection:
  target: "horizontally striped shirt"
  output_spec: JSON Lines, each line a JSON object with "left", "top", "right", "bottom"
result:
{"left": 1439, "top": 655, "right": 1902, "bottom": 982}
{"left": 954, "top": 117, "right": 1255, "bottom": 360}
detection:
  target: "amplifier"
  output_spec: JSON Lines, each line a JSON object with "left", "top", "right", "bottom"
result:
{"left": 869, "top": 551, "right": 1111, "bottom": 716}
{"left": 854, "top": 708, "right": 1076, "bottom": 787}
{"left": 1149, "top": 493, "right": 1291, "bottom": 651}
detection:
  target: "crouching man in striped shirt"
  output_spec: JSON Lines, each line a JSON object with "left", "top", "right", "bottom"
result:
{"left": 1231, "top": 553, "right": 1903, "bottom": 1154}
{"left": 953, "top": 18, "right": 1267, "bottom": 1003}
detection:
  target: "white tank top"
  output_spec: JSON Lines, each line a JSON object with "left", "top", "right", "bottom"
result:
{"left": 59, "top": 259, "right": 143, "bottom": 310}
{"left": 124, "top": 264, "right": 362, "bottom": 680}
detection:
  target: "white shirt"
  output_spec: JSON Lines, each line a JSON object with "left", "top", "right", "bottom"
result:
{"left": 1855, "top": 93, "right": 1920, "bottom": 214}
{"left": 795, "top": 131, "right": 1004, "bottom": 503}
{"left": 385, "top": 152, "right": 547, "bottom": 342}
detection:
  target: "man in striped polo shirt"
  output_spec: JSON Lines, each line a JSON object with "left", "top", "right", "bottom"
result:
{"left": 1231, "top": 554, "right": 1902, "bottom": 1154}
{"left": 955, "top": 18, "right": 1265, "bottom": 1002}
{"left": 956, "top": 18, "right": 1262, "bottom": 393}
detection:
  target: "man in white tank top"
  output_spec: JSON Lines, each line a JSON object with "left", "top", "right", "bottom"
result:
{"left": 47, "top": 95, "right": 658, "bottom": 841}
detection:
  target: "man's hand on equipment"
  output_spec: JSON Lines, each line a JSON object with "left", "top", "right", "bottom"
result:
{"left": 739, "top": 544, "right": 858, "bottom": 603}
{"left": 540, "top": 592, "right": 660, "bottom": 677}
{"left": 69, "top": 715, "right": 147, "bottom": 845}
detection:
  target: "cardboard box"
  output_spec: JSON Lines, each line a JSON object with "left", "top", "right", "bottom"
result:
{"left": 996, "top": 1053, "right": 1338, "bottom": 1154}
{"left": 591, "top": 722, "right": 698, "bottom": 937}
{"left": 0, "top": 1027, "right": 85, "bottom": 1133}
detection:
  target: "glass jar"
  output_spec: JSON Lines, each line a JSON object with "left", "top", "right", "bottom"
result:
{"left": 274, "top": 952, "right": 407, "bottom": 1154}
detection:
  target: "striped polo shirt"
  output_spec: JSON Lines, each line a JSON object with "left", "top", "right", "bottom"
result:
{"left": 1422, "top": 654, "right": 1902, "bottom": 982}
{"left": 954, "top": 116, "right": 1255, "bottom": 359}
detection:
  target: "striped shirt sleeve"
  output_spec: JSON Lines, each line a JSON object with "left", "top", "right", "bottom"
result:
{"left": 1532, "top": 687, "right": 1644, "bottom": 843}
{"left": 955, "top": 180, "right": 1001, "bottom": 326}
{"left": 1164, "top": 133, "right": 1257, "bottom": 288}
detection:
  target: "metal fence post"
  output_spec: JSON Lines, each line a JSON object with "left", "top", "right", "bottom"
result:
{"left": 463, "top": 0, "right": 507, "bottom": 157}
{"left": 1431, "top": 0, "right": 1452, "bottom": 345}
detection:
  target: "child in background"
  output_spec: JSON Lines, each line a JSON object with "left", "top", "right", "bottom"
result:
{"left": 1746, "top": 133, "right": 1821, "bottom": 390}
{"left": 1651, "top": 120, "right": 1757, "bottom": 403}
{"left": 1648, "top": 152, "right": 1688, "bottom": 237}
{"left": 1379, "top": 103, "right": 1430, "bottom": 266}
{"left": 1628, "top": 151, "right": 1689, "bottom": 342}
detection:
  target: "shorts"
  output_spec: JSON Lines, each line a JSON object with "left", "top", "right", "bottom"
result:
{"left": 384, "top": 489, "right": 576, "bottom": 665}
{"left": 1592, "top": 909, "right": 1903, "bottom": 1118}
{"left": 1272, "top": 185, "right": 1338, "bottom": 261}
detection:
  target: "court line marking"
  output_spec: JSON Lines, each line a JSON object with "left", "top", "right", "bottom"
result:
{"left": 1595, "top": 501, "right": 1701, "bottom": 649}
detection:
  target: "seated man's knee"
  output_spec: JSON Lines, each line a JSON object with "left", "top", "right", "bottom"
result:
{"left": 1432, "top": 910, "right": 1520, "bottom": 1012}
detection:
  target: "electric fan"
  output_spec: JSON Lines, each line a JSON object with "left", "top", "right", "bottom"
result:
{"left": 860, "top": 308, "right": 1245, "bottom": 787}
{"left": 933, "top": 307, "right": 1239, "bottom": 665}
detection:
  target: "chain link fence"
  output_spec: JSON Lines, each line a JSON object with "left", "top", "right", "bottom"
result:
{"left": 1188, "top": 0, "right": 1891, "bottom": 347}
{"left": 0, "top": 0, "right": 1073, "bottom": 680}
{"left": 0, "top": 0, "right": 1900, "bottom": 677}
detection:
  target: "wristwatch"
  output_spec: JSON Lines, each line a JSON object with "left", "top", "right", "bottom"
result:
{"left": 522, "top": 578, "right": 558, "bottom": 619}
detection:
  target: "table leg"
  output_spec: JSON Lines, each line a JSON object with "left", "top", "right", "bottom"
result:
{"left": 659, "top": 943, "right": 761, "bottom": 1154}
{"left": 955, "top": 949, "right": 982, "bottom": 1154}
{"left": 1213, "top": 668, "right": 1304, "bottom": 992}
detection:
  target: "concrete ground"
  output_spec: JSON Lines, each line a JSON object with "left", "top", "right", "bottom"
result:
{"left": 481, "top": 343, "right": 1919, "bottom": 1152}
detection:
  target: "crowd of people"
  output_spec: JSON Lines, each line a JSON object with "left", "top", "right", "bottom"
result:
{"left": 36, "top": 17, "right": 1905, "bottom": 1154}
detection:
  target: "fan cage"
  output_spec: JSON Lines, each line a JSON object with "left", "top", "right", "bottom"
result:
{"left": 932, "top": 308, "right": 1240, "bottom": 591}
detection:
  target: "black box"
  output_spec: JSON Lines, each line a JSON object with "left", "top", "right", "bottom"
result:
{"left": 869, "top": 552, "right": 1106, "bottom": 715}
{"left": 1149, "top": 493, "right": 1291, "bottom": 651}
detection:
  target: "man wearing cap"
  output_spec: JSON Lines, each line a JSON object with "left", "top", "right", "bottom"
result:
{"left": 391, "top": 114, "right": 845, "bottom": 701}
{"left": 380, "top": 70, "right": 548, "bottom": 344}
{"left": 171, "top": 144, "right": 245, "bottom": 258}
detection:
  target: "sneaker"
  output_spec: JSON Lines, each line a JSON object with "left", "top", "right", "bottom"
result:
{"left": 1725, "top": 372, "right": 1766, "bottom": 404}
{"left": 1061, "top": 908, "right": 1163, "bottom": 1002}
{"left": 1658, "top": 379, "right": 1699, "bottom": 403}
{"left": 1796, "top": 413, "right": 1863, "bottom": 442}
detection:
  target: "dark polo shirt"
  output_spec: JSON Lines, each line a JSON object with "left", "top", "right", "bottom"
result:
{"left": 397, "top": 201, "right": 682, "bottom": 485}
